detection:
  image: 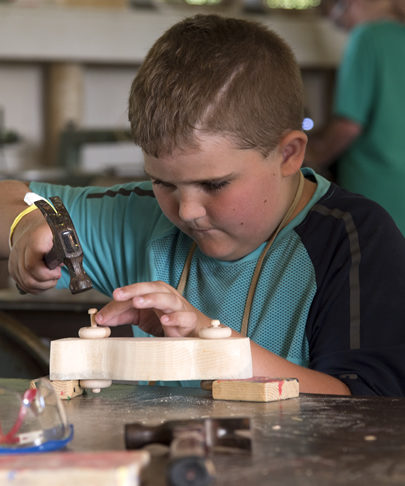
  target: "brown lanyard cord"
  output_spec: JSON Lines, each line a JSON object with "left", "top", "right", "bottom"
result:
{"left": 177, "top": 170, "right": 305, "bottom": 336}
{"left": 240, "top": 170, "right": 305, "bottom": 336}
{"left": 177, "top": 241, "right": 197, "bottom": 296}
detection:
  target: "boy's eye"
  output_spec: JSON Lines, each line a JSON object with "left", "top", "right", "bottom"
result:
{"left": 202, "top": 180, "right": 229, "bottom": 192}
{"left": 151, "top": 179, "right": 174, "bottom": 189}
{"left": 151, "top": 178, "right": 229, "bottom": 192}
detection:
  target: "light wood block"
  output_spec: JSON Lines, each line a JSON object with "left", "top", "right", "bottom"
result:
{"left": 0, "top": 451, "right": 149, "bottom": 486}
{"left": 50, "top": 336, "right": 253, "bottom": 382}
{"left": 30, "top": 377, "right": 84, "bottom": 400}
{"left": 50, "top": 379, "right": 84, "bottom": 399}
{"left": 212, "top": 377, "right": 299, "bottom": 402}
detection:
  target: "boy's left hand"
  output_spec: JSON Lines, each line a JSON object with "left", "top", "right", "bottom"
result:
{"left": 95, "top": 281, "right": 211, "bottom": 337}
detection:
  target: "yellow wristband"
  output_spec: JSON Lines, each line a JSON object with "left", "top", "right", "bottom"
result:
{"left": 9, "top": 205, "right": 40, "bottom": 249}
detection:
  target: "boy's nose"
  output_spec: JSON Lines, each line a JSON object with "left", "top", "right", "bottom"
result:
{"left": 178, "top": 196, "right": 206, "bottom": 222}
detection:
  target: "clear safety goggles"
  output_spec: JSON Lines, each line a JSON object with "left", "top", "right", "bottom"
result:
{"left": 0, "top": 377, "right": 73, "bottom": 453}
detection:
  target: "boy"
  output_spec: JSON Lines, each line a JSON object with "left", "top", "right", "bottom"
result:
{"left": 1, "top": 15, "right": 405, "bottom": 396}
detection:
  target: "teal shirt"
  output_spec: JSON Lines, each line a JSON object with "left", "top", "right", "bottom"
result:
{"left": 30, "top": 171, "right": 405, "bottom": 396}
{"left": 334, "top": 20, "right": 405, "bottom": 234}
{"left": 30, "top": 170, "right": 330, "bottom": 375}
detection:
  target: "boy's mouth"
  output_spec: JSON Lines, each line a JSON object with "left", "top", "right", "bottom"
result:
{"left": 190, "top": 228, "right": 213, "bottom": 236}
{"left": 186, "top": 226, "right": 219, "bottom": 238}
{"left": 185, "top": 221, "right": 214, "bottom": 232}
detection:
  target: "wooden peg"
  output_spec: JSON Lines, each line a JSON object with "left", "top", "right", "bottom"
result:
{"left": 78, "top": 308, "right": 112, "bottom": 393}
{"left": 78, "top": 308, "right": 111, "bottom": 339}
{"left": 199, "top": 319, "right": 232, "bottom": 339}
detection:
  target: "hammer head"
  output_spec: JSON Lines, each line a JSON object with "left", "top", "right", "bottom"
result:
{"left": 35, "top": 196, "right": 93, "bottom": 294}
{"left": 125, "top": 417, "right": 252, "bottom": 453}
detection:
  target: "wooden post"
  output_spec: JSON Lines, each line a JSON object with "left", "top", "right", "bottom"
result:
{"left": 44, "top": 62, "right": 83, "bottom": 166}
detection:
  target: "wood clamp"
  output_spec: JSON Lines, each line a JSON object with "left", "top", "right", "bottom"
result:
{"left": 34, "top": 196, "right": 92, "bottom": 294}
{"left": 125, "top": 417, "right": 251, "bottom": 486}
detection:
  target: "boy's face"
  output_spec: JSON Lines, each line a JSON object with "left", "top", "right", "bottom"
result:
{"left": 144, "top": 134, "right": 290, "bottom": 261}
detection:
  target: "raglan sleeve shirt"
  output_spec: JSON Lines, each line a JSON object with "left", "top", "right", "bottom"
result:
{"left": 29, "top": 176, "right": 405, "bottom": 396}
{"left": 298, "top": 185, "right": 405, "bottom": 396}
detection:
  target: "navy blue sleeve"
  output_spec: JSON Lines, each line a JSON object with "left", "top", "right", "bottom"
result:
{"left": 296, "top": 184, "right": 405, "bottom": 396}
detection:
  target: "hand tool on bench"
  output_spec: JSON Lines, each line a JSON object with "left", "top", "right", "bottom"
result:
{"left": 34, "top": 196, "right": 92, "bottom": 294}
{"left": 125, "top": 417, "right": 251, "bottom": 486}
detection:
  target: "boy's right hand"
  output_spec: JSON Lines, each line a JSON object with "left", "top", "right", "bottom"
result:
{"left": 96, "top": 281, "right": 213, "bottom": 338}
{"left": 8, "top": 210, "right": 62, "bottom": 294}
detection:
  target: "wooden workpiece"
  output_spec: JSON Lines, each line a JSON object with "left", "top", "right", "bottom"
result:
{"left": 212, "top": 377, "right": 299, "bottom": 402}
{"left": 50, "top": 313, "right": 251, "bottom": 384}
{"left": 50, "top": 336, "right": 252, "bottom": 382}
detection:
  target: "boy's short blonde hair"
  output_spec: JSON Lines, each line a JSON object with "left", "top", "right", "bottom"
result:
{"left": 129, "top": 14, "right": 304, "bottom": 157}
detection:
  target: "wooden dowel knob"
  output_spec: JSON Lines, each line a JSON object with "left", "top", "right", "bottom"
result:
{"left": 80, "top": 379, "right": 112, "bottom": 393}
{"left": 78, "top": 308, "right": 111, "bottom": 339}
{"left": 199, "top": 319, "right": 232, "bottom": 339}
{"left": 78, "top": 326, "right": 111, "bottom": 339}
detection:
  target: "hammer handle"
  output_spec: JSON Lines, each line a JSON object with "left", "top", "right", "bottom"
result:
{"left": 125, "top": 423, "right": 173, "bottom": 449}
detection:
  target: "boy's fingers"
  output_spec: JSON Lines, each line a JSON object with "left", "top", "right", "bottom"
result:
{"left": 10, "top": 258, "right": 60, "bottom": 294}
{"left": 131, "top": 291, "right": 183, "bottom": 314}
{"left": 113, "top": 281, "right": 172, "bottom": 300}
{"left": 96, "top": 300, "right": 136, "bottom": 325}
{"left": 161, "top": 311, "right": 198, "bottom": 337}
{"left": 103, "top": 282, "right": 199, "bottom": 333}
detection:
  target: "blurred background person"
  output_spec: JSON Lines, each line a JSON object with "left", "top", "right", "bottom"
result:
{"left": 305, "top": 0, "right": 405, "bottom": 234}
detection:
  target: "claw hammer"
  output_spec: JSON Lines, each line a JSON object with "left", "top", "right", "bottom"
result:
{"left": 34, "top": 196, "right": 93, "bottom": 294}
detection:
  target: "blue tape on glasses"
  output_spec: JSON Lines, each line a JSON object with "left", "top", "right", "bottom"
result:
{"left": 0, "top": 424, "right": 74, "bottom": 454}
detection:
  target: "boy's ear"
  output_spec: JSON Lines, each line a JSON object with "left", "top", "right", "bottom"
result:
{"left": 278, "top": 130, "right": 308, "bottom": 177}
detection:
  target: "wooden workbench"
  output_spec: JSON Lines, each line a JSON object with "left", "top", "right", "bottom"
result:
{"left": 2, "top": 379, "right": 405, "bottom": 485}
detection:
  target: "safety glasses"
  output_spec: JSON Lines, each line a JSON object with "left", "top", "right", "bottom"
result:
{"left": 0, "top": 378, "right": 73, "bottom": 453}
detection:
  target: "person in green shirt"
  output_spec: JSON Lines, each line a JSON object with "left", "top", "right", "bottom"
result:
{"left": 306, "top": 0, "right": 405, "bottom": 234}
